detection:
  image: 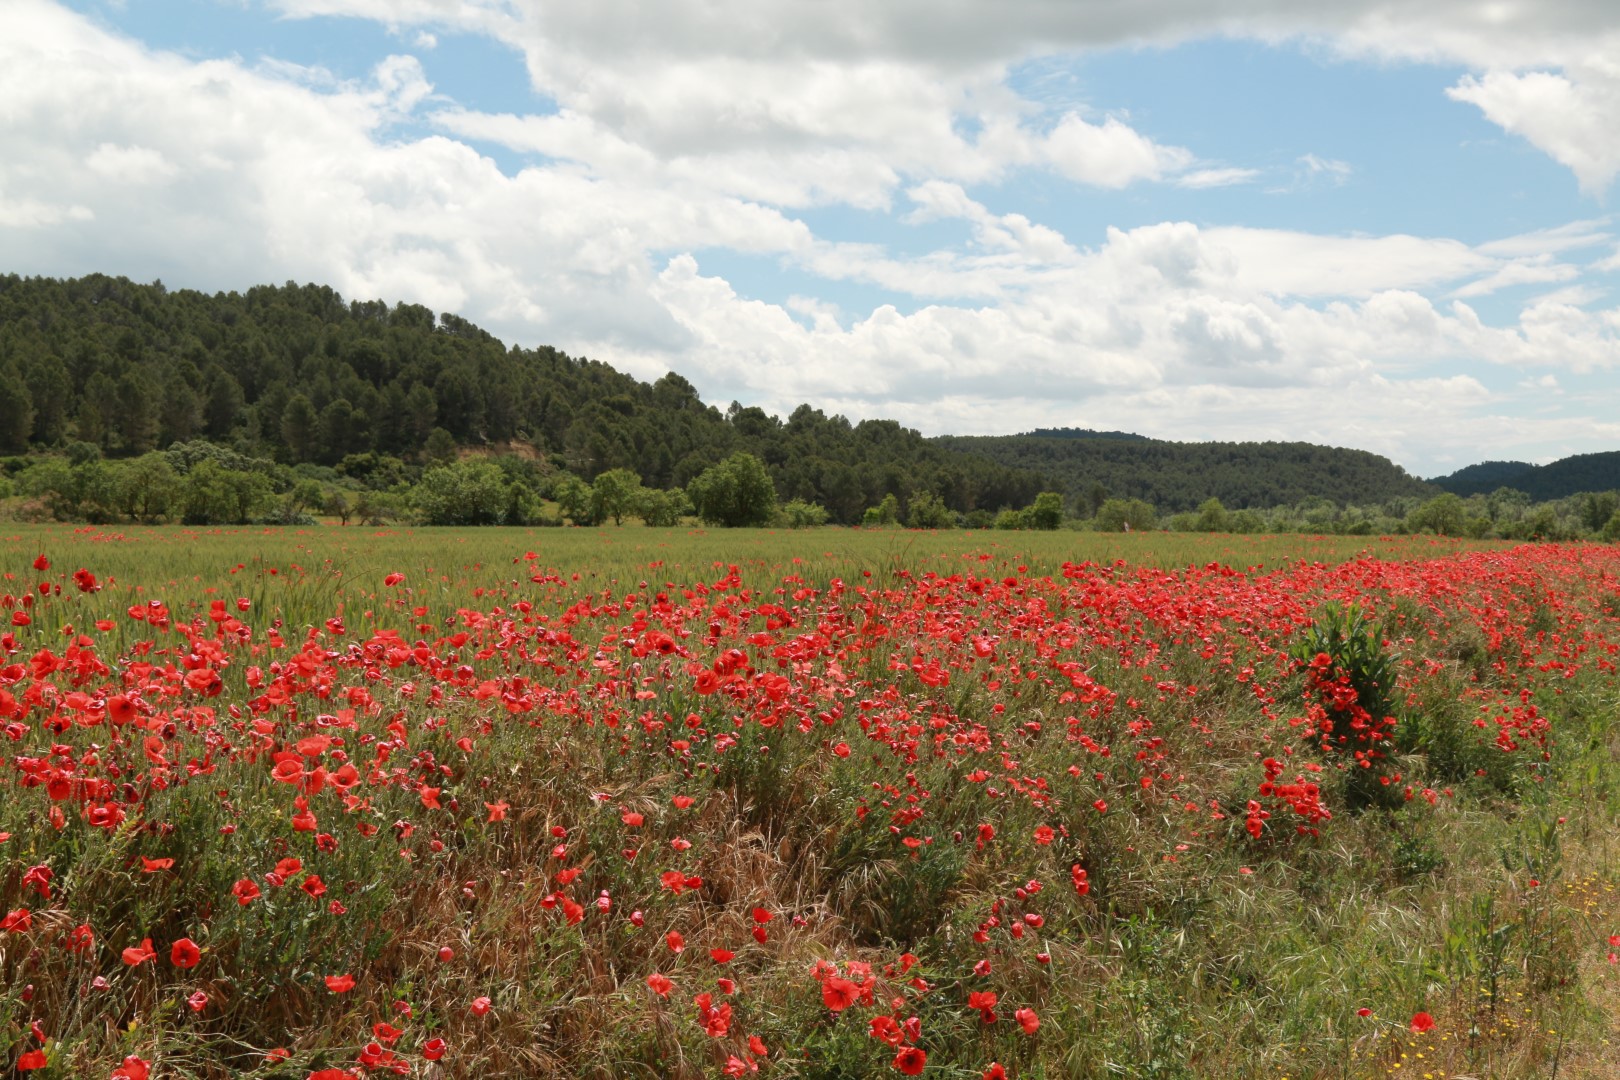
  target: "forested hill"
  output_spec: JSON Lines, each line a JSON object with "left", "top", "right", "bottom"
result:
{"left": 1429, "top": 452, "right": 1620, "bottom": 500}
{"left": 0, "top": 273, "right": 1043, "bottom": 523}
{"left": 933, "top": 433, "right": 1436, "bottom": 514}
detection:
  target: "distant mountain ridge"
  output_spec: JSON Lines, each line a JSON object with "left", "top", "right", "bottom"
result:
{"left": 1429, "top": 452, "right": 1620, "bottom": 500}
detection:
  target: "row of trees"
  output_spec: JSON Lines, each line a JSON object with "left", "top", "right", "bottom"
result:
{"left": 0, "top": 442, "right": 1081, "bottom": 533}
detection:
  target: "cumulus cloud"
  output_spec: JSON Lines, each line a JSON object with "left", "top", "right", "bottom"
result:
{"left": 7, "top": 0, "right": 1620, "bottom": 477}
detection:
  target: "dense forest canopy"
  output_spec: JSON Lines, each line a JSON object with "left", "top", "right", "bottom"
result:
{"left": 1429, "top": 452, "right": 1620, "bottom": 500}
{"left": 935, "top": 432, "right": 1437, "bottom": 515}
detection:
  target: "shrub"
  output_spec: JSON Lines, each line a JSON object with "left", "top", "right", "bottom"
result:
{"left": 1291, "top": 602, "right": 1400, "bottom": 809}
{"left": 778, "top": 499, "right": 830, "bottom": 529}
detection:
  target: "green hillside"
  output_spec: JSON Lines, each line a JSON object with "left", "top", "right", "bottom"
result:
{"left": 1431, "top": 452, "right": 1620, "bottom": 500}
{"left": 934, "top": 433, "right": 1436, "bottom": 514}
{"left": 0, "top": 273, "right": 1042, "bottom": 523}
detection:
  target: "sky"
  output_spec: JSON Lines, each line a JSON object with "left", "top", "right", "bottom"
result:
{"left": 4, "top": 1, "right": 1620, "bottom": 479}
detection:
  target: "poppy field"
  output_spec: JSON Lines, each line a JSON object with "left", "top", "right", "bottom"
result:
{"left": 2, "top": 524, "right": 1619, "bottom": 1079}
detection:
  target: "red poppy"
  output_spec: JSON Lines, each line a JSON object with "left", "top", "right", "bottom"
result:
{"left": 422, "top": 1038, "right": 447, "bottom": 1061}
{"left": 893, "top": 1047, "right": 926, "bottom": 1075}
{"left": 65, "top": 923, "right": 94, "bottom": 953}
{"left": 122, "top": 938, "right": 157, "bottom": 966}
{"left": 1410, "top": 1012, "right": 1436, "bottom": 1033}
{"left": 822, "top": 975, "right": 859, "bottom": 1012}
{"left": 324, "top": 974, "right": 355, "bottom": 992}
{"left": 170, "top": 937, "right": 201, "bottom": 968}
{"left": 647, "top": 972, "right": 673, "bottom": 997}
{"left": 112, "top": 1055, "right": 150, "bottom": 1080}
{"left": 17, "top": 1049, "right": 47, "bottom": 1070}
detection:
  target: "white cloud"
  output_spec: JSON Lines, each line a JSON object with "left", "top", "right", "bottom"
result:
{"left": 1477, "top": 218, "right": 1611, "bottom": 258}
{"left": 1297, "top": 153, "right": 1353, "bottom": 184}
{"left": 1177, "top": 167, "right": 1260, "bottom": 189}
{"left": 8, "top": 0, "right": 1620, "bottom": 478}
{"left": 85, "top": 143, "right": 179, "bottom": 184}
{"left": 265, "top": 0, "right": 1620, "bottom": 196}
{"left": 1041, "top": 114, "right": 1192, "bottom": 188}
{"left": 1449, "top": 257, "right": 1580, "bottom": 299}
{"left": 1448, "top": 71, "right": 1620, "bottom": 195}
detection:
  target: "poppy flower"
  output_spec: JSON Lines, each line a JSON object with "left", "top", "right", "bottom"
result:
{"left": 822, "top": 975, "right": 859, "bottom": 1012}
{"left": 422, "top": 1038, "right": 447, "bottom": 1061}
{"left": 647, "top": 972, "right": 673, "bottom": 997}
{"left": 1015, "top": 1007, "right": 1040, "bottom": 1034}
{"left": 470, "top": 996, "right": 492, "bottom": 1016}
{"left": 65, "top": 923, "right": 94, "bottom": 953}
{"left": 666, "top": 931, "right": 685, "bottom": 954}
{"left": 187, "top": 990, "right": 208, "bottom": 1012}
{"left": 1410, "top": 1012, "right": 1435, "bottom": 1033}
{"left": 17, "top": 1049, "right": 47, "bottom": 1070}
{"left": 870, "top": 1015, "right": 903, "bottom": 1045}
{"left": 893, "top": 1047, "right": 926, "bottom": 1075}
{"left": 232, "top": 879, "right": 262, "bottom": 905}
{"left": 1, "top": 909, "right": 31, "bottom": 933}
{"left": 170, "top": 937, "right": 202, "bottom": 968}
{"left": 324, "top": 974, "right": 355, "bottom": 992}
{"left": 122, "top": 938, "right": 157, "bottom": 966}
{"left": 112, "top": 1055, "right": 150, "bottom": 1080}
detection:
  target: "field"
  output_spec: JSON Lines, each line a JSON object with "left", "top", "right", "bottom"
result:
{"left": 2, "top": 523, "right": 1619, "bottom": 1079}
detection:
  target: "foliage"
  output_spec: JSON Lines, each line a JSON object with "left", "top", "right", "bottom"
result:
{"left": 778, "top": 498, "right": 830, "bottom": 529}
{"left": 1094, "top": 497, "right": 1158, "bottom": 532}
{"left": 0, "top": 274, "right": 1044, "bottom": 523}
{"left": 1028, "top": 490, "right": 1064, "bottom": 529}
{"left": 939, "top": 430, "right": 1435, "bottom": 513}
{"left": 411, "top": 459, "right": 512, "bottom": 525}
{"left": 590, "top": 467, "right": 643, "bottom": 526}
{"left": 637, "top": 485, "right": 691, "bottom": 527}
{"left": 863, "top": 493, "right": 900, "bottom": 527}
{"left": 688, "top": 451, "right": 777, "bottom": 527}
{"left": 905, "top": 490, "right": 954, "bottom": 529}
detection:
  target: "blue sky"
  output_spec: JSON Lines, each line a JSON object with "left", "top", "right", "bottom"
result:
{"left": 6, "top": 0, "right": 1620, "bottom": 477}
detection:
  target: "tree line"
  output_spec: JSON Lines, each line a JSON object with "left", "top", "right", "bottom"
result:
{"left": 1, "top": 273, "right": 1616, "bottom": 539}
